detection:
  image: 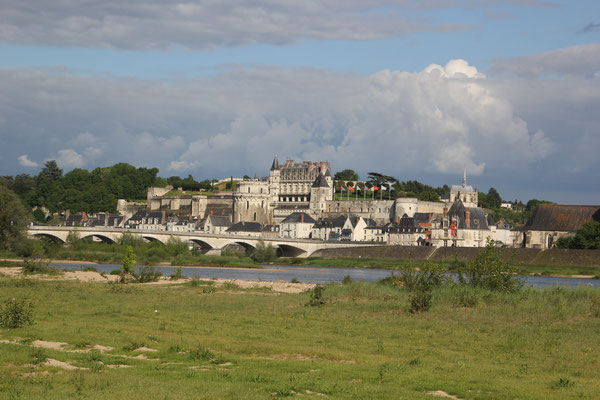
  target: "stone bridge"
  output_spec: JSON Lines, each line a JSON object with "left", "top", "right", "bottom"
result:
{"left": 27, "top": 226, "right": 384, "bottom": 258}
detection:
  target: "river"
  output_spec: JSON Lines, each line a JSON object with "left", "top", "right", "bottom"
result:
{"left": 49, "top": 262, "right": 600, "bottom": 289}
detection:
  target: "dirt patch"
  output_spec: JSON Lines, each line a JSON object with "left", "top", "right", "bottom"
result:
{"left": 134, "top": 346, "right": 158, "bottom": 352}
{"left": 213, "top": 279, "right": 315, "bottom": 294}
{"left": 427, "top": 390, "right": 463, "bottom": 400}
{"left": 0, "top": 267, "right": 119, "bottom": 283}
{"left": 0, "top": 339, "right": 20, "bottom": 345}
{"left": 44, "top": 358, "right": 87, "bottom": 370}
{"left": 32, "top": 340, "right": 69, "bottom": 350}
{"left": 106, "top": 364, "right": 133, "bottom": 368}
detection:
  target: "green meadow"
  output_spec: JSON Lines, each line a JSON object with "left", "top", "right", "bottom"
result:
{"left": 1, "top": 270, "right": 599, "bottom": 399}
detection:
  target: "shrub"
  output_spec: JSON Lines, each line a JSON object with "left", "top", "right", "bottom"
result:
{"left": 171, "top": 266, "right": 183, "bottom": 280}
{"left": 454, "top": 288, "right": 479, "bottom": 308}
{"left": 409, "top": 290, "right": 432, "bottom": 313}
{"left": 166, "top": 237, "right": 189, "bottom": 257}
{"left": 189, "top": 346, "right": 214, "bottom": 361}
{"left": 30, "top": 348, "right": 47, "bottom": 364}
{"left": 110, "top": 269, "right": 122, "bottom": 275}
{"left": 389, "top": 262, "right": 447, "bottom": 292}
{"left": 21, "top": 257, "right": 60, "bottom": 275}
{"left": 456, "top": 239, "right": 524, "bottom": 292}
{"left": 250, "top": 240, "right": 276, "bottom": 263}
{"left": 307, "top": 285, "right": 327, "bottom": 307}
{"left": 121, "top": 246, "right": 136, "bottom": 275}
{"left": 0, "top": 298, "right": 34, "bottom": 328}
{"left": 290, "top": 277, "right": 300, "bottom": 284}
{"left": 133, "top": 266, "right": 162, "bottom": 283}
{"left": 342, "top": 275, "right": 353, "bottom": 285}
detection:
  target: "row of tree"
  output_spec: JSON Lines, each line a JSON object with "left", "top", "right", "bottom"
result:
{"left": 1, "top": 161, "right": 162, "bottom": 214}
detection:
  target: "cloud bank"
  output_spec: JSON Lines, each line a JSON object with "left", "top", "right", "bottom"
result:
{"left": 0, "top": 0, "right": 467, "bottom": 50}
{"left": 4, "top": 57, "right": 594, "bottom": 203}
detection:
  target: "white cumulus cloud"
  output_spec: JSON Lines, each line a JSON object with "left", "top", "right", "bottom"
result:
{"left": 18, "top": 154, "right": 38, "bottom": 167}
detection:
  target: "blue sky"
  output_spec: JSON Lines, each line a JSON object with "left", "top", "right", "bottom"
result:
{"left": 0, "top": 0, "right": 599, "bottom": 204}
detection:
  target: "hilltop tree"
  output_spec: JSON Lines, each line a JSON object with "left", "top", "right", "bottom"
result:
{"left": 334, "top": 169, "right": 359, "bottom": 181}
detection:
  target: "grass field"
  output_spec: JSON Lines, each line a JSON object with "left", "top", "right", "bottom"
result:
{"left": 1, "top": 270, "right": 599, "bottom": 399}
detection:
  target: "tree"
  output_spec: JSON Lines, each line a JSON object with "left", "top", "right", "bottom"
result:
{"left": 37, "top": 160, "right": 63, "bottom": 186}
{"left": 557, "top": 221, "right": 600, "bottom": 250}
{"left": 0, "top": 185, "right": 31, "bottom": 251}
{"left": 121, "top": 246, "right": 137, "bottom": 275}
{"left": 334, "top": 169, "right": 359, "bottom": 181}
{"left": 487, "top": 188, "right": 502, "bottom": 209}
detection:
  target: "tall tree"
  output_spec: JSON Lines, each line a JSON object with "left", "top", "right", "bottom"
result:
{"left": 37, "top": 160, "right": 63, "bottom": 185}
{"left": 0, "top": 185, "right": 31, "bottom": 250}
{"left": 334, "top": 169, "right": 359, "bottom": 181}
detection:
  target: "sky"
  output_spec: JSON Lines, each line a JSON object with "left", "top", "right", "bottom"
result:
{"left": 0, "top": 0, "right": 599, "bottom": 204}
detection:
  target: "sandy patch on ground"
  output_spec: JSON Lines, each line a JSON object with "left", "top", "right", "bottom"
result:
{"left": 44, "top": 358, "right": 87, "bottom": 370}
{"left": 0, "top": 339, "right": 20, "bottom": 345}
{"left": 1, "top": 265, "right": 315, "bottom": 292}
{"left": 428, "top": 390, "right": 463, "bottom": 400}
{"left": 213, "top": 279, "right": 315, "bottom": 294}
{"left": 134, "top": 347, "right": 158, "bottom": 352}
{"left": 0, "top": 267, "right": 120, "bottom": 282}
{"left": 32, "top": 340, "right": 69, "bottom": 350}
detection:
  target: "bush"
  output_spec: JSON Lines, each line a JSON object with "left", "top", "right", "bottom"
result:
{"left": 342, "top": 275, "right": 353, "bottom": 285}
{"left": 307, "top": 285, "right": 327, "bottom": 307}
{"left": 454, "top": 288, "right": 479, "bottom": 308}
{"left": 388, "top": 262, "right": 447, "bottom": 292}
{"left": 290, "top": 277, "right": 300, "bottom": 283}
{"left": 456, "top": 239, "right": 524, "bottom": 292}
{"left": 121, "top": 246, "right": 136, "bottom": 275}
{"left": 409, "top": 290, "right": 432, "bottom": 313}
{"left": 250, "top": 240, "right": 276, "bottom": 263}
{"left": 0, "top": 298, "right": 34, "bottom": 328}
{"left": 133, "top": 266, "right": 162, "bottom": 283}
{"left": 166, "top": 237, "right": 189, "bottom": 257}
{"left": 171, "top": 266, "right": 183, "bottom": 280}
{"left": 110, "top": 269, "right": 122, "bottom": 275}
{"left": 21, "top": 257, "right": 60, "bottom": 275}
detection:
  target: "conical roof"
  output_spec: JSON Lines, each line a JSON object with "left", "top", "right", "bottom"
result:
{"left": 311, "top": 172, "right": 329, "bottom": 188}
{"left": 270, "top": 156, "right": 280, "bottom": 171}
{"left": 324, "top": 167, "right": 332, "bottom": 177}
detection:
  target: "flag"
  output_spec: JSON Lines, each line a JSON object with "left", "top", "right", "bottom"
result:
{"left": 381, "top": 186, "right": 387, "bottom": 191}
{"left": 373, "top": 185, "right": 379, "bottom": 191}
{"left": 451, "top": 221, "right": 456, "bottom": 237}
{"left": 348, "top": 186, "right": 355, "bottom": 191}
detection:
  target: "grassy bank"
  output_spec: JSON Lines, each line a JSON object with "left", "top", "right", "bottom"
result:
{"left": 0, "top": 274, "right": 599, "bottom": 399}
{"left": 280, "top": 257, "right": 600, "bottom": 278}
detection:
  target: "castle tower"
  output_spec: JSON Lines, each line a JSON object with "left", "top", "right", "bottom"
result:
{"left": 310, "top": 172, "right": 331, "bottom": 217}
{"left": 268, "top": 155, "right": 280, "bottom": 199}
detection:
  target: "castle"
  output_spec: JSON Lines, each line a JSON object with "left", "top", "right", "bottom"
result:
{"left": 233, "top": 156, "right": 478, "bottom": 226}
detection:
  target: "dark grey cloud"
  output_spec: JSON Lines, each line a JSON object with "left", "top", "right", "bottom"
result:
{"left": 0, "top": 1, "right": 466, "bottom": 50}
{"left": 581, "top": 22, "right": 600, "bottom": 33}
{"left": 3, "top": 59, "right": 598, "bottom": 203}
{"left": 489, "top": 43, "right": 600, "bottom": 78}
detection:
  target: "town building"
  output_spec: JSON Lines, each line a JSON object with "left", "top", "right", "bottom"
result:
{"left": 519, "top": 204, "right": 600, "bottom": 249}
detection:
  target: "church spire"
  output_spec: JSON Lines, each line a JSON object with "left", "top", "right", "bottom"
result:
{"left": 462, "top": 166, "right": 467, "bottom": 187}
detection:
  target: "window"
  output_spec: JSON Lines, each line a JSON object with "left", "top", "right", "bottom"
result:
{"left": 253, "top": 212, "right": 257, "bottom": 221}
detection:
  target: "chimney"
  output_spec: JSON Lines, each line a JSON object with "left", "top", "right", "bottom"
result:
{"left": 301, "top": 213, "right": 304, "bottom": 223}
{"left": 210, "top": 210, "right": 213, "bottom": 216}
{"left": 443, "top": 207, "right": 447, "bottom": 217}
{"left": 397, "top": 217, "right": 400, "bottom": 224}
{"left": 465, "top": 208, "right": 471, "bottom": 228}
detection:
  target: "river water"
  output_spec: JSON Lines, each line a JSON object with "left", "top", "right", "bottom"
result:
{"left": 49, "top": 262, "right": 600, "bottom": 289}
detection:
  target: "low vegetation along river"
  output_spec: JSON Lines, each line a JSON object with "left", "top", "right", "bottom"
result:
{"left": 50, "top": 262, "right": 600, "bottom": 289}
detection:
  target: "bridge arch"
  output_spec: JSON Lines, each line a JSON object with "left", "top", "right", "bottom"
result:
{"left": 141, "top": 235, "right": 167, "bottom": 244}
{"left": 31, "top": 232, "right": 66, "bottom": 244}
{"left": 79, "top": 233, "right": 117, "bottom": 244}
{"left": 221, "top": 240, "right": 256, "bottom": 254}
{"left": 189, "top": 238, "right": 214, "bottom": 253}
{"left": 275, "top": 244, "right": 307, "bottom": 258}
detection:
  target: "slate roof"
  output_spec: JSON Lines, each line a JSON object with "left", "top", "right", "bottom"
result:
{"left": 270, "top": 156, "right": 280, "bottom": 171}
{"left": 281, "top": 212, "right": 316, "bottom": 224}
{"left": 311, "top": 172, "right": 329, "bottom": 188}
{"left": 447, "top": 199, "right": 489, "bottom": 230}
{"left": 522, "top": 204, "right": 600, "bottom": 232}
{"left": 313, "top": 215, "right": 346, "bottom": 229}
{"left": 208, "top": 215, "right": 232, "bottom": 227}
{"left": 324, "top": 168, "right": 332, "bottom": 177}
{"left": 227, "top": 221, "right": 263, "bottom": 233}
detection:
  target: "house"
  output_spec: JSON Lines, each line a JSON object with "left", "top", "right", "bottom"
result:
{"left": 262, "top": 224, "right": 280, "bottom": 239}
{"left": 312, "top": 215, "right": 347, "bottom": 241}
{"left": 64, "top": 211, "right": 89, "bottom": 227}
{"left": 198, "top": 215, "right": 232, "bottom": 235}
{"left": 430, "top": 198, "right": 490, "bottom": 247}
{"left": 88, "top": 212, "right": 124, "bottom": 228}
{"left": 520, "top": 204, "right": 600, "bottom": 249}
{"left": 126, "top": 210, "right": 166, "bottom": 230}
{"left": 166, "top": 214, "right": 196, "bottom": 232}
{"left": 280, "top": 212, "right": 315, "bottom": 239}
{"left": 387, "top": 215, "right": 428, "bottom": 246}
{"left": 226, "top": 221, "right": 263, "bottom": 237}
